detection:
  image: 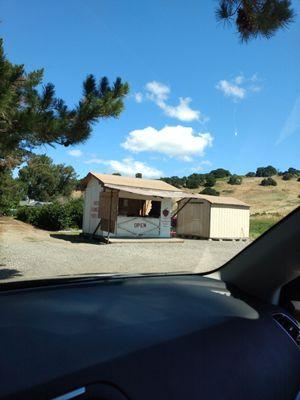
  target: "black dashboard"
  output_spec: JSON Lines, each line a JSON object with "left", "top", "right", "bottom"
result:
{"left": 0, "top": 274, "right": 299, "bottom": 399}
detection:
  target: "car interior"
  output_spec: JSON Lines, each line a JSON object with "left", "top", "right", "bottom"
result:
{"left": 0, "top": 207, "right": 299, "bottom": 400}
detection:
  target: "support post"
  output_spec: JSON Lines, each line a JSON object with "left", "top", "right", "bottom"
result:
{"left": 107, "top": 189, "right": 113, "bottom": 242}
{"left": 172, "top": 197, "right": 193, "bottom": 218}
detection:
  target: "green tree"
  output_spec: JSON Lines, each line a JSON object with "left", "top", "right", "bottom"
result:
{"left": 284, "top": 167, "right": 300, "bottom": 176}
{"left": 204, "top": 174, "right": 216, "bottom": 187}
{"left": 246, "top": 172, "right": 256, "bottom": 177}
{"left": 209, "top": 168, "right": 231, "bottom": 178}
{"left": 0, "top": 39, "right": 129, "bottom": 169}
{"left": 256, "top": 165, "right": 277, "bottom": 177}
{"left": 161, "top": 176, "right": 187, "bottom": 188}
{"left": 228, "top": 174, "right": 243, "bottom": 185}
{"left": 216, "top": 0, "right": 294, "bottom": 41}
{"left": 186, "top": 173, "right": 206, "bottom": 189}
{"left": 0, "top": 168, "right": 25, "bottom": 213}
{"left": 18, "top": 155, "right": 77, "bottom": 201}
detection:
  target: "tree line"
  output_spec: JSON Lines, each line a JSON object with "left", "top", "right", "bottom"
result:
{"left": 161, "top": 165, "right": 300, "bottom": 193}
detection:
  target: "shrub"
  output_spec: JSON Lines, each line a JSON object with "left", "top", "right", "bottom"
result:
{"left": 200, "top": 187, "right": 220, "bottom": 196}
{"left": 298, "top": 177, "right": 300, "bottom": 182}
{"left": 34, "top": 203, "right": 71, "bottom": 230}
{"left": 16, "top": 199, "right": 83, "bottom": 230}
{"left": 260, "top": 177, "right": 277, "bottom": 186}
{"left": 282, "top": 173, "right": 293, "bottom": 181}
{"left": 65, "top": 198, "right": 83, "bottom": 228}
{"left": 16, "top": 206, "right": 41, "bottom": 224}
{"left": 228, "top": 174, "right": 242, "bottom": 185}
{"left": 204, "top": 175, "right": 216, "bottom": 187}
{"left": 246, "top": 172, "right": 255, "bottom": 177}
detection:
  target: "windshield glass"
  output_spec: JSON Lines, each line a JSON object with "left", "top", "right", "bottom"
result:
{"left": 0, "top": 1, "right": 299, "bottom": 283}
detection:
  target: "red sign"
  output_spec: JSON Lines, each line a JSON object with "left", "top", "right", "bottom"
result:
{"left": 162, "top": 209, "right": 169, "bottom": 217}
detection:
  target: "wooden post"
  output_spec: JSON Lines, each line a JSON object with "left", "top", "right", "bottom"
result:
{"left": 107, "top": 189, "right": 113, "bottom": 241}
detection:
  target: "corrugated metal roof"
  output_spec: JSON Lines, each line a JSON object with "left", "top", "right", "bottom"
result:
{"left": 104, "top": 183, "right": 189, "bottom": 198}
{"left": 190, "top": 194, "right": 249, "bottom": 207}
{"left": 83, "top": 172, "right": 179, "bottom": 191}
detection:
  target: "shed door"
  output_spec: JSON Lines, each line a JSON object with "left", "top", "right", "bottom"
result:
{"left": 99, "top": 189, "right": 119, "bottom": 233}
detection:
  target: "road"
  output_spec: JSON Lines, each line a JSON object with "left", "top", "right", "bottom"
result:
{"left": 0, "top": 217, "right": 249, "bottom": 281}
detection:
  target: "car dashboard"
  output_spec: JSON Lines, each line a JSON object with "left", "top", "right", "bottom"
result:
{"left": 0, "top": 274, "right": 299, "bottom": 400}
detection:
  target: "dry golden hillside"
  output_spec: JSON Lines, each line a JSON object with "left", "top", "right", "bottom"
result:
{"left": 194, "top": 176, "right": 300, "bottom": 217}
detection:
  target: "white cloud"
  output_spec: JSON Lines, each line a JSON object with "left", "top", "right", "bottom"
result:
{"left": 276, "top": 95, "right": 300, "bottom": 145}
{"left": 235, "top": 75, "right": 244, "bottom": 85}
{"left": 68, "top": 149, "right": 82, "bottom": 157}
{"left": 145, "top": 81, "right": 205, "bottom": 122}
{"left": 216, "top": 80, "right": 246, "bottom": 100}
{"left": 250, "top": 85, "right": 261, "bottom": 93}
{"left": 122, "top": 125, "right": 213, "bottom": 161}
{"left": 216, "top": 74, "right": 262, "bottom": 101}
{"left": 146, "top": 81, "right": 170, "bottom": 102}
{"left": 84, "top": 157, "right": 163, "bottom": 178}
{"left": 161, "top": 97, "right": 202, "bottom": 122}
{"left": 134, "top": 92, "right": 143, "bottom": 103}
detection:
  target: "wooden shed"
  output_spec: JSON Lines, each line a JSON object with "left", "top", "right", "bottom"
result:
{"left": 82, "top": 173, "right": 187, "bottom": 239}
{"left": 176, "top": 194, "right": 250, "bottom": 240}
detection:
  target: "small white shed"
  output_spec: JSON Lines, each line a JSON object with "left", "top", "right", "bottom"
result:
{"left": 82, "top": 173, "right": 186, "bottom": 239}
{"left": 177, "top": 194, "right": 250, "bottom": 239}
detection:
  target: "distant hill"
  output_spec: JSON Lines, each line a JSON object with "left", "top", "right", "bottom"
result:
{"left": 193, "top": 176, "right": 299, "bottom": 217}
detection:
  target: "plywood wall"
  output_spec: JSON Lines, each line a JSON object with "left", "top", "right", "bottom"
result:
{"left": 82, "top": 177, "right": 103, "bottom": 235}
{"left": 209, "top": 205, "right": 249, "bottom": 239}
{"left": 177, "top": 200, "right": 210, "bottom": 238}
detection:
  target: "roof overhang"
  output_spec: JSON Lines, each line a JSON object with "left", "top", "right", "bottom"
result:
{"left": 103, "top": 183, "right": 191, "bottom": 199}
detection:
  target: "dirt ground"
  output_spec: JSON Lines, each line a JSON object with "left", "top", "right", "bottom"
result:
{"left": 0, "top": 217, "right": 249, "bottom": 281}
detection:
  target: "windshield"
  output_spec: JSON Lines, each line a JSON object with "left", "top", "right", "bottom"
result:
{"left": 0, "top": 1, "right": 299, "bottom": 283}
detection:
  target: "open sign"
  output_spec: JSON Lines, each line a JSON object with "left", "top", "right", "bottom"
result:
{"left": 134, "top": 223, "right": 147, "bottom": 228}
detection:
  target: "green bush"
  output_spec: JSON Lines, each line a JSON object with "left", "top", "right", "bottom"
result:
{"left": 16, "top": 206, "right": 41, "bottom": 224}
{"left": 228, "top": 174, "right": 242, "bottom": 185}
{"left": 200, "top": 187, "right": 220, "bottom": 196}
{"left": 246, "top": 172, "right": 255, "bottom": 177}
{"left": 282, "top": 173, "right": 293, "bottom": 181}
{"left": 16, "top": 199, "right": 83, "bottom": 230}
{"left": 204, "top": 175, "right": 216, "bottom": 187}
{"left": 34, "top": 203, "right": 70, "bottom": 230}
{"left": 65, "top": 198, "right": 83, "bottom": 228}
{"left": 260, "top": 177, "right": 277, "bottom": 186}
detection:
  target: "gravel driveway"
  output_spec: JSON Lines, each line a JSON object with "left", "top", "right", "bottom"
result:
{"left": 0, "top": 217, "right": 249, "bottom": 281}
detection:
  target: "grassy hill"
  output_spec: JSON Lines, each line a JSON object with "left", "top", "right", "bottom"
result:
{"left": 190, "top": 176, "right": 300, "bottom": 238}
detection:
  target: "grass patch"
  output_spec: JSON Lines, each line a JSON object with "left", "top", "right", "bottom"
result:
{"left": 250, "top": 217, "right": 279, "bottom": 239}
{"left": 222, "top": 189, "right": 234, "bottom": 194}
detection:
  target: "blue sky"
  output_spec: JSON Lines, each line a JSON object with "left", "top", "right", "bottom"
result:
{"left": 1, "top": 0, "right": 300, "bottom": 178}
